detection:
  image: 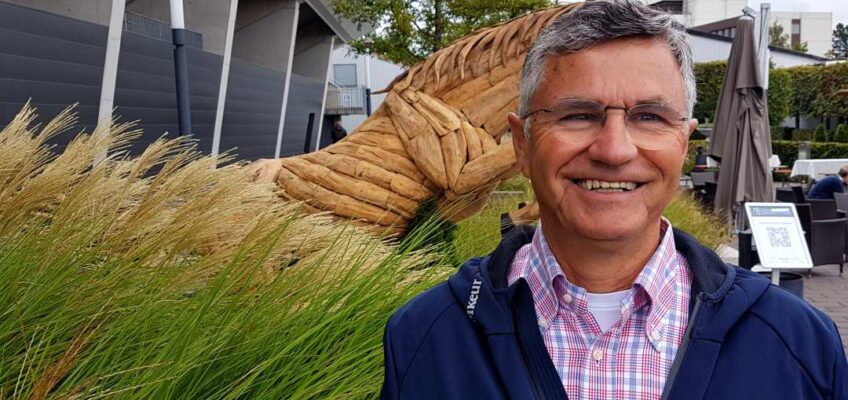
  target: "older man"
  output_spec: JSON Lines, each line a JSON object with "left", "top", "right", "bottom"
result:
{"left": 381, "top": 1, "right": 847, "bottom": 399}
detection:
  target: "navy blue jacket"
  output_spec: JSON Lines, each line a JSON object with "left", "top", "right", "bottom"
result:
{"left": 808, "top": 175, "right": 845, "bottom": 199}
{"left": 382, "top": 226, "right": 848, "bottom": 399}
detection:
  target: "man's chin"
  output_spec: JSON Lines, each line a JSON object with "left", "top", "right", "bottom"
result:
{"left": 574, "top": 224, "right": 643, "bottom": 242}
{"left": 564, "top": 213, "right": 649, "bottom": 242}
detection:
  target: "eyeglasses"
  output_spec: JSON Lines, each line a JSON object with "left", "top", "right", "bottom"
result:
{"left": 520, "top": 99, "right": 689, "bottom": 151}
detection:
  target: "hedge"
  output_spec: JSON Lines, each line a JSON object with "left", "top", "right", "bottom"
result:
{"left": 772, "top": 140, "right": 848, "bottom": 169}
{"left": 694, "top": 61, "right": 848, "bottom": 129}
{"left": 694, "top": 61, "right": 794, "bottom": 128}
{"left": 685, "top": 139, "right": 848, "bottom": 175}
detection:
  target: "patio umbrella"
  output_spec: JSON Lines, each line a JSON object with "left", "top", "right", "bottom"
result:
{"left": 709, "top": 15, "right": 774, "bottom": 217}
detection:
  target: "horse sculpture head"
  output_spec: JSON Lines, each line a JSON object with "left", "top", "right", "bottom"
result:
{"left": 246, "top": 4, "right": 578, "bottom": 234}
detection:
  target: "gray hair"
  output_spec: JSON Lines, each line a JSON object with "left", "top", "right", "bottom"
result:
{"left": 519, "top": 0, "right": 696, "bottom": 138}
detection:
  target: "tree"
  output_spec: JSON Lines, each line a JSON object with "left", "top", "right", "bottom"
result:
{"left": 769, "top": 22, "right": 789, "bottom": 48}
{"left": 791, "top": 41, "right": 808, "bottom": 53}
{"left": 769, "top": 21, "right": 806, "bottom": 53}
{"left": 833, "top": 23, "right": 848, "bottom": 59}
{"left": 331, "top": 0, "right": 552, "bottom": 67}
{"left": 767, "top": 68, "right": 793, "bottom": 127}
{"left": 834, "top": 124, "right": 848, "bottom": 143}
{"left": 813, "top": 124, "right": 828, "bottom": 142}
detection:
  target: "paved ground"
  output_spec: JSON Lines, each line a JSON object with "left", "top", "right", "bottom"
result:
{"left": 804, "top": 265, "right": 848, "bottom": 348}
{"left": 718, "top": 244, "right": 848, "bottom": 349}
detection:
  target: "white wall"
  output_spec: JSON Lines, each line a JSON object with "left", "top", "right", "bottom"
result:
{"left": 689, "top": 32, "right": 824, "bottom": 67}
{"left": 687, "top": 0, "right": 748, "bottom": 27}
{"left": 770, "top": 12, "right": 833, "bottom": 57}
{"left": 330, "top": 46, "right": 405, "bottom": 132}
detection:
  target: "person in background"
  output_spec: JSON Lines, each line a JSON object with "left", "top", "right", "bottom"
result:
{"left": 331, "top": 118, "right": 348, "bottom": 143}
{"left": 693, "top": 145, "right": 707, "bottom": 171}
{"left": 807, "top": 166, "right": 848, "bottom": 199}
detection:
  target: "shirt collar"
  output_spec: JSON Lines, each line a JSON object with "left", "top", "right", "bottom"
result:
{"left": 517, "top": 219, "right": 683, "bottom": 347}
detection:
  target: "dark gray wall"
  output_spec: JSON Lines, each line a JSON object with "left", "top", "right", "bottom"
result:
{"left": 0, "top": 1, "right": 328, "bottom": 161}
{"left": 219, "top": 58, "right": 285, "bottom": 160}
{"left": 0, "top": 1, "right": 106, "bottom": 153}
{"left": 280, "top": 73, "right": 324, "bottom": 157}
{"left": 113, "top": 32, "right": 222, "bottom": 155}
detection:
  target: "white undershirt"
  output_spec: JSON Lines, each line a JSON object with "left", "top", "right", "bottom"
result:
{"left": 585, "top": 289, "right": 631, "bottom": 333}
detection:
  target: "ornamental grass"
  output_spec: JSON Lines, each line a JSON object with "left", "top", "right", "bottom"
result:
{"left": 455, "top": 178, "right": 730, "bottom": 258}
{"left": 0, "top": 105, "right": 450, "bottom": 399}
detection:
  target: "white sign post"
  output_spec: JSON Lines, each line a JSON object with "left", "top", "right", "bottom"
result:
{"left": 744, "top": 203, "right": 813, "bottom": 285}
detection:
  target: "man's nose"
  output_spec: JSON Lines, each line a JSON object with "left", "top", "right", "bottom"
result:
{"left": 586, "top": 111, "right": 639, "bottom": 165}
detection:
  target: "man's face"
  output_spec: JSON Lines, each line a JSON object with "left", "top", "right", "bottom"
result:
{"left": 509, "top": 37, "right": 697, "bottom": 242}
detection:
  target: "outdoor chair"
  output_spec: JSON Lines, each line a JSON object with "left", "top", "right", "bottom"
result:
{"left": 810, "top": 217, "right": 846, "bottom": 276}
{"left": 791, "top": 186, "right": 806, "bottom": 203}
{"left": 701, "top": 181, "right": 718, "bottom": 208}
{"left": 806, "top": 198, "right": 838, "bottom": 221}
{"left": 834, "top": 192, "right": 848, "bottom": 213}
{"left": 795, "top": 203, "right": 812, "bottom": 248}
{"left": 690, "top": 171, "right": 715, "bottom": 188}
{"left": 776, "top": 188, "right": 796, "bottom": 203}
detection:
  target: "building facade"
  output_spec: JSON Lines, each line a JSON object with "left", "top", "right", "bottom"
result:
{"left": 0, "top": 0, "right": 370, "bottom": 161}
{"left": 649, "top": 0, "right": 834, "bottom": 57}
{"left": 325, "top": 46, "right": 405, "bottom": 136}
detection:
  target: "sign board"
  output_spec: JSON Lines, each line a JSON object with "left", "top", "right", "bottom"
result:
{"left": 744, "top": 202, "right": 812, "bottom": 270}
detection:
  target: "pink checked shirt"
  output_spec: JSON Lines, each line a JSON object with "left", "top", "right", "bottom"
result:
{"left": 508, "top": 220, "right": 691, "bottom": 399}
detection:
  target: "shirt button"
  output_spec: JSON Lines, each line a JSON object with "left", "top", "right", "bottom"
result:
{"left": 563, "top": 294, "right": 573, "bottom": 304}
{"left": 539, "top": 318, "right": 548, "bottom": 328}
{"left": 592, "top": 349, "right": 603, "bottom": 361}
{"left": 652, "top": 329, "right": 662, "bottom": 341}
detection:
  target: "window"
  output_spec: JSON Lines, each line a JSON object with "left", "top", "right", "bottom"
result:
{"left": 791, "top": 19, "right": 801, "bottom": 48}
{"left": 333, "top": 64, "right": 357, "bottom": 87}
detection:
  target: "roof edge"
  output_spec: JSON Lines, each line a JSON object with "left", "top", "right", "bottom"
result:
{"left": 302, "top": 0, "right": 373, "bottom": 43}
{"left": 686, "top": 29, "right": 829, "bottom": 61}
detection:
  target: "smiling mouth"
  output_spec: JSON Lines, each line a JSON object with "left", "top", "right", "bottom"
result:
{"left": 572, "top": 179, "right": 642, "bottom": 192}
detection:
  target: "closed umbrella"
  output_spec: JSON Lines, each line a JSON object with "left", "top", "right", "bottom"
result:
{"left": 709, "top": 15, "right": 774, "bottom": 217}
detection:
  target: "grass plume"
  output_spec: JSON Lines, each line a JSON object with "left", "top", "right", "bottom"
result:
{"left": 0, "top": 105, "right": 449, "bottom": 399}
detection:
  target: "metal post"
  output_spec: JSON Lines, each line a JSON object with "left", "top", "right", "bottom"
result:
{"left": 303, "top": 113, "right": 315, "bottom": 154}
{"left": 771, "top": 270, "right": 781, "bottom": 286}
{"left": 95, "top": 0, "right": 126, "bottom": 164}
{"left": 170, "top": 0, "right": 192, "bottom": 136}
{"left": 364, "top": 38, "right": 373, "bottom": 117}
{"left": 365, "top": 88, "right": 372, "bottom": 116}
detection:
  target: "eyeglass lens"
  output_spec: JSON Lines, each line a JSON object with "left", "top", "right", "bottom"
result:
{"left": 530, "top": 100, "right": 687, "bottom": 151}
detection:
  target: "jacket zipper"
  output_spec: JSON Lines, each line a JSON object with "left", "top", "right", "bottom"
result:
{"left": 660, "top": 294, "right": 704, "bottom": 400}
{"left": 515, "top": 324, "right": 546, "bottom": 400}
{"left": 512, "top": 285, "right": 547, "bottom": 400}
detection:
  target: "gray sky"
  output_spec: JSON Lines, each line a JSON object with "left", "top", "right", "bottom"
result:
{"left": 748, "top": 0, "right": 847, "bottom": 28}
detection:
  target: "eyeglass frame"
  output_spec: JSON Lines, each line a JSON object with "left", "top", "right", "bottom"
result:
{"left": 519, "top": 98, "right": 690, "bottom": 136}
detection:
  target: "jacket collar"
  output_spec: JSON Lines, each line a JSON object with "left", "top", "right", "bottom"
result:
{"left": 449, "top": 224, "right": 770, "bottom": 338}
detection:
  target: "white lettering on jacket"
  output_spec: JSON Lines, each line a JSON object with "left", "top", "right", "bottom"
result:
{"left": 466, "top": 278, "right": 483, "bottom": 319}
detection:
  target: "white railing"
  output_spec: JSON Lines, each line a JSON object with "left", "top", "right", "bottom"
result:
{"left": 325, "top": 85, "right": 368, "bottom": 115}
{"left": 123, "top": 11, "right": 203, "bottom": 48}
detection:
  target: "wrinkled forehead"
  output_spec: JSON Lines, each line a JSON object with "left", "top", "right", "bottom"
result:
{"left": 534, "top": 37, "right": 686, "bottom": 108}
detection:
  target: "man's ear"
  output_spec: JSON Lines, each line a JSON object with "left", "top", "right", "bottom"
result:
{"left": 508, "top": 112, "right": 531, "bottom": 177}
{"left": 681, "top": 118, "right": 697, "bottom": 158}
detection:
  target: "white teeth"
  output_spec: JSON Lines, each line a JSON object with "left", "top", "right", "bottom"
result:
{"left": 578, "top": 180, "right": 638, "bottom": 191}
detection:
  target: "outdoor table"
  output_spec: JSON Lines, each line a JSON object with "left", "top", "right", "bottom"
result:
{"left": 790, "top": 159, "right": 848, "bottom": 178}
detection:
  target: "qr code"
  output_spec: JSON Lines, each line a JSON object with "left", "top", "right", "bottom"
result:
{"left": 766, "top": 226, "right": 791, "bottom": 248}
